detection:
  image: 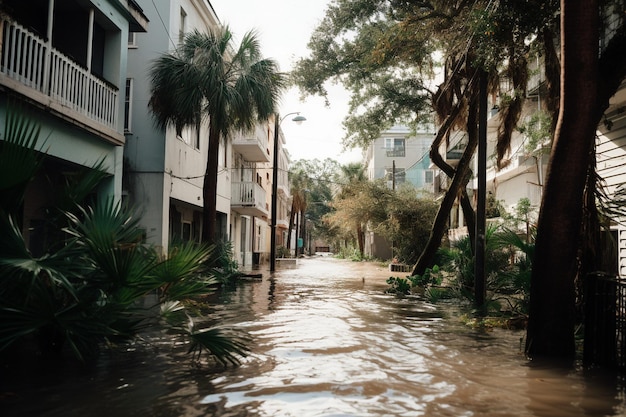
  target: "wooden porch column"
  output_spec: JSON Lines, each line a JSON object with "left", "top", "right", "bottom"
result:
{"left": 86, "top": 8, "right": 94, "bottom": 72}
{"left": 43, "top": 0, "right": 54, "bottom": 91}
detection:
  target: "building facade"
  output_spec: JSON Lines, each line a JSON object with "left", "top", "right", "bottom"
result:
{"left": 124, "top": 0, "right": 224, "bottom": 254}
{"left": 125, "top": 0, "right": 290, "bottom": 268}
{"left": 597, "top": 82, "right": 626, "bottom": 276}
{"left": 363, "top": 125, "right": 434, "bottom": 259}
{"left": 0, "top": 0, "right": 148, "bottom": 253}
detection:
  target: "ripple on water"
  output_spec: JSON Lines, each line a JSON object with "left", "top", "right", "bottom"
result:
{"left": 4, "top": 257, "right": 626, "bottom": 417}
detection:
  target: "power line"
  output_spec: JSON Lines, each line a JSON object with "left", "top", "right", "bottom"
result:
{"left": 150, "top": 0, "right": 177, "bottom": 50}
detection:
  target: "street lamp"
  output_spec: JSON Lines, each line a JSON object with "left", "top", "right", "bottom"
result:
{"left": 270, "top": 112, "right": 306, "bottom": 272}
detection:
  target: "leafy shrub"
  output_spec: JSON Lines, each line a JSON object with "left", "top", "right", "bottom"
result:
{"left": 409, "top": 265, "right": 444, "bottom": 287}
{"left": 436, "top": 225, "right": 533, "bottom": 315}
{"left": 0, "top": 107, "right": 248, "bottom": 365}
{"left": 276, "top": 245, "right": 290, "bottom": 258}
{"left": 386, "top": 265, "right": 445, "bottom": 295}
{"left": 386, "top": 276, "right": 412, "bottom": 295}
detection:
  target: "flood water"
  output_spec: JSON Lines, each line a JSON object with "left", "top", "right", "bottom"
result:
{"left": 3, "top": 256, "right": 626, "bottom": 416}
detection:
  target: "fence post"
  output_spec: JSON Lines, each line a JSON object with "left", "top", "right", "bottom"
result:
{"left": 583, "top": 272, "right": 597, "bottom": 366}
{"left": 584, "top": 272, "right": 619, "bottom": 368}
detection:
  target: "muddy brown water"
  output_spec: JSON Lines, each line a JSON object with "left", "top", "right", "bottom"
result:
{"left": 2, "top": 256, "right": 626, "bottom": 416}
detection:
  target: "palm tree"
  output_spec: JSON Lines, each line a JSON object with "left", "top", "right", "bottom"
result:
{"left": 149, "top": 27, "right": 286, "bottom": 244}
{"left": 287, "top": 165, "right": 310, "bottom": 256}
{"left": 335, "top": 162, "right": 368, "bottom": 257}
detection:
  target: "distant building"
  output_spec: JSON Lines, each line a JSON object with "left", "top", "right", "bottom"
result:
{"left": 230, "top": 118, "right": 292, "bottom": 269}
{"left": 362, "top": 125, "right": 434, "bottom": 260}
{"left": 364, "top": 125, "right": 434, "bottom": 191}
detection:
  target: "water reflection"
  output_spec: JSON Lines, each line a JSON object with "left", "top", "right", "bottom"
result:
{"left": 2, "top": 257, "right": 626, "bottom": 416}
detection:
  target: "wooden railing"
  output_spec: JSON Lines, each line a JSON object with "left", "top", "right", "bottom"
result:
{"left": 0, "top": 18, "right": 118, "bottom": 131}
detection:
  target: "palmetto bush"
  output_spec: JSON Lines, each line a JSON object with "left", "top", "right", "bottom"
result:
{"left": 0, "top": 104, "right": 247, "bottom": 365}
{"left": 437, "top": 225, "right": 532, "bottom": 315}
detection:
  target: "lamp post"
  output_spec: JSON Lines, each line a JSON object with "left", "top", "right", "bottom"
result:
{"left": 270, "top": 112, "right": 306, "bottom": 272}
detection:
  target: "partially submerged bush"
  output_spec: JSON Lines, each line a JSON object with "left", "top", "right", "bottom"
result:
{"left": 0, "top": 107, "right": 248, "bottom": 365}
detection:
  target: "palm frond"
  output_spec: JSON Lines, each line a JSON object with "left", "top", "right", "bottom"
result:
{"left": 493, "top": 228, "right": 535, "bottom": 259}
{"left": 151, "top": 242, "right": 217, "bottom": 300}
{"left": 56, "top": 158, "right": 111, "bottom": 214}
{"left": 0, "top": 213, "right": 80, "bottom": 299}
{"left": 185, "top": 322, "right": 250, "bottom": 366}
{"left": 65, "top": 198, "right": 144, "bottom": 250}
{"left": 0, "top": 101, "right": 45, "bottom": 213}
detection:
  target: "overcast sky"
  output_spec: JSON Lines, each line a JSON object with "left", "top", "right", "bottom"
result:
{"left": 209, "top": 0, "right": 362, "bottom": 164}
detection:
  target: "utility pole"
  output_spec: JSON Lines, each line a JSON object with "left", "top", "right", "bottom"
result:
{"left": 475, "top": 69, "right": 488, "bottom": 309}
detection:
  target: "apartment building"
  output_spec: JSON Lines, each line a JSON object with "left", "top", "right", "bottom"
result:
{"left": 442, "top": 56, "right": 625, "bottom": 280}
{"left": 125, "top": 0, "right": 290, "bottom": 267}
{"left": 124, "top": 0, "right": 222, "bottom": 253}
{"left": 229, "top": 118, "right": 292, "bottom": 269}
{"left": 0, "top": 0, "right": 148, "bottom": 253}
{"left": 363, "top": 124, "right": 434, "bottom": 259}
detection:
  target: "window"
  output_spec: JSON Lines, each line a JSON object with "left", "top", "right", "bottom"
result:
{"left": 182, "top": 222, "right": 192, "bottom": 241}
{"left": 384, "top": 138, "right": 406, "bottom": 157}
{"left": 425, "top": 170, "right": 434, "bottom": 184}
{"left": 127, "top": 31, "right": 137, "bottom": 48}
{"left": 179, "top": 8, "right": 187, "bottom": 45}
{"left": 124, "top": 79, "right": 132, "bottom": 132}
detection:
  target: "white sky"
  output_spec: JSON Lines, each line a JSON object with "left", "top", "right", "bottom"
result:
{"left": 209, "top": 0, "right": 363, "bottom": 164}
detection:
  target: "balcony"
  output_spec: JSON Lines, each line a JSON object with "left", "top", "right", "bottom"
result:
{"left": 231, "top": 181, "right": 268, "bottom": 218}
{"left": 0, "top": 18, "right": 121, "bottom": 144}
{"left": 232, "top": 125, "right": 271, "bottom": 162}
{"left": 277, "top": 168, "right": 290, "bottom": 197}
{"left": 385, "top": 147, "right": 406, "bottom": 157}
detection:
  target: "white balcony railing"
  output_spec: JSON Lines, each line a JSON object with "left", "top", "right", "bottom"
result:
{"left": 231, "top": 181, "right": 267, "bottom": 214}
{"left": 0, "top": 18, "right": 118, "bottom": 131}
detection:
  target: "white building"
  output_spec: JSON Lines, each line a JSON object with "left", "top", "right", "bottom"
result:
{"left": 229, "top": 118, "right": 291, "bottom": 269}
{"left": 443, "top": 57, "right": 626, "bottom": 281}
{"left": 124, "top": 0, "right": 223, "bottom": 254}
{"left": 364, "top": 125, "right": 434, "bottom": 190}
{"left": 125, "top": 0, "right": 290, "bottom": 269}
{"left": 597, "top": 82, "right": 626, "bottom": 276}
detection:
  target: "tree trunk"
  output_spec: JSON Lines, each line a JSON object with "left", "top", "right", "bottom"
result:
{"left": 526, "top": 0, "right": 598, "bottom": 358}
{"left": 295, "top": 211, "right": 301, "bottom": 255}
{"left": 542, "top": 27, "right": 561, "bottom": 129}
{"left": 412, "top": 89, "right": 479, "bottom": 276}
{"left": 287, "top": 200, "right": 295, "bottom": 256}
{"left": 299, "top": 209, "right": 306, "bottom": 255}
{"left": 356, "top": 224, "right": 364, "bottom": 258}
{"left": 202, "top": 124, "right": 220, "bottom": 244}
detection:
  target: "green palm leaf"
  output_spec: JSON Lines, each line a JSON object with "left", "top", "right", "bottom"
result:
{"left": 186, "top": 322, "right": 250, "bottom": 366}
{"left": 0, "top": 101, "right": 46, "bottom": 213}
{"left": 152, "top": 242, "right": 217, "bottom": 300}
